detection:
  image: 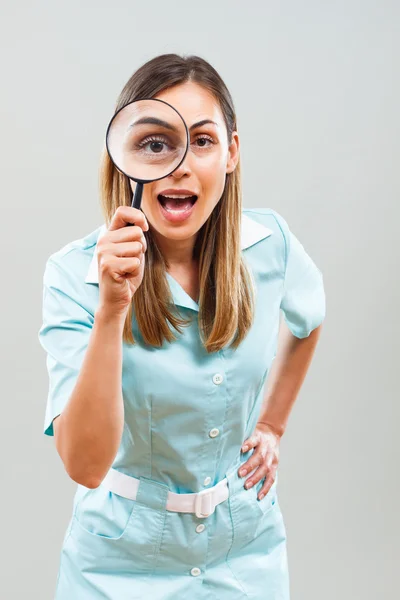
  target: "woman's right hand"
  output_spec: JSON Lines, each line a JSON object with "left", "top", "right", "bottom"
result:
{"left": 96, "top": 206, "right": 149, "bottom": 318}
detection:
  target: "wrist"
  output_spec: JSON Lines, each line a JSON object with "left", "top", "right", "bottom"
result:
{"left": 94, "top": 305, "right": 128, "bottom": 327}
{"left": 257, "top": 420, "right": 285, "bottom": 438}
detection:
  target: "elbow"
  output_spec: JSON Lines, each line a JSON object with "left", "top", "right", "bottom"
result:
{"left": 66, "top": 466, "right": 103, "bottom": 489}
{"left": 63, "top": 450, "right": 112, "bottom": 488}
{"left": 62, "top": 447, "right": 105, "bottom": 489}
{"left": 75, "top": 476, "right": 102, "bottom": 489}
{"left": 63, "top": 450, "right": 105, "bottom": 487}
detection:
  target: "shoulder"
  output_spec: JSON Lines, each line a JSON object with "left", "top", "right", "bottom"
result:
{"left": 243, "top": 206, "right": 290, "bottom": 236}
{"left": 242, "top": 207, "right": 291, "bottom": 263}
{"left": 42, "top": 224, "right": 103, "bottom": 292}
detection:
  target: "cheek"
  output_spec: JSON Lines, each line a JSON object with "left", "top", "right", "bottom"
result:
{"left": 141, "top": 192, "right": 156, "bottom": 216}
{"left": 197, "top": 153, "right": 227, "bottom": 192}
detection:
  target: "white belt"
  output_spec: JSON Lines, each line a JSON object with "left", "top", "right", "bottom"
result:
{"left": 101, "top": 468, "right": 230, "bottom": 519}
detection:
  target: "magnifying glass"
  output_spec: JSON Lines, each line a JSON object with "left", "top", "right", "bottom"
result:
{"left": 105, "top": 98, "right": 190, "bottom": 226}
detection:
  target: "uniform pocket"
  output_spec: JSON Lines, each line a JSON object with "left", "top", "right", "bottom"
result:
{"left": 73, "top": 485, "right": 137, "bottom": 539}
{"left": 225, "top": 461, "right": 289, "bottom": 598}
{"left": 68, "top": 477, "right": 169, "bottom": 577}
{"left": 225, "top": 459, "right": 281, "bottom": 554}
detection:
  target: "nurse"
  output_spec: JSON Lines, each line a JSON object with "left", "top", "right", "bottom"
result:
{"left": 38, "top": 53, "right": 326, "bottom": 599}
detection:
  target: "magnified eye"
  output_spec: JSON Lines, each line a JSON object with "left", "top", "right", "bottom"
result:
{"left": 145, "top": 140, "right": 163, "bottom": 153}
{"left": 135, "top": 135, "right": 175, "bottom": 155}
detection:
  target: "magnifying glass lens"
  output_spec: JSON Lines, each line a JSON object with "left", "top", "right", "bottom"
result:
{"left": 107, "top": 99, "right": 188, "bottom": 181}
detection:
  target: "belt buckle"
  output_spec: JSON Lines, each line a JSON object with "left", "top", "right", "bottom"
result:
{"left": 194, "top": 487, "right": 215, "bottom": 518}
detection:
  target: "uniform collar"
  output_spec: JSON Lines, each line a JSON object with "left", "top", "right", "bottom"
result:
{"left": 85, "top": 212, "right": 273, "bottom": 312}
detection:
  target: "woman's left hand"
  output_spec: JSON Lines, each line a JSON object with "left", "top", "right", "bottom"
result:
{"left": 238, "top": 422, "right": 282, "bottom": 500}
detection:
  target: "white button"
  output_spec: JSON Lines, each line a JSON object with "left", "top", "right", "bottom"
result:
{"left": 191, "top": 567, "right": 201, "bottom": 577}
{"left": 196, "top": 524, "right": 206, "bottom": 533}
{"left": 209, "top": 428, "right": 220, "bottom": 438}
{"left": 212, "top": 373, "right": 223, "bottom": 385}
{"left": 203, "top": 476, "right": 211, "bottom": 486}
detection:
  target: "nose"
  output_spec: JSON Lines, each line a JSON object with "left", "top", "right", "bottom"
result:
{"left": 169, "top": 151, "right": 192, "bottom": 179}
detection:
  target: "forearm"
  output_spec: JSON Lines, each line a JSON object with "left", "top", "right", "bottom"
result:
{"left": 56, "top": 307, "right": 126, "bottom": 487}
{"left": 257, "top": 323, "right": 323, "bottom": 437}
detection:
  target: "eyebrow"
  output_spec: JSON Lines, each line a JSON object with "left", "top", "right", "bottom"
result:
{"left": 130, "top": 117, "right": 218, "bottom": 132}
{"left": 189, "top": 119, "right": 219, "bottom": 131}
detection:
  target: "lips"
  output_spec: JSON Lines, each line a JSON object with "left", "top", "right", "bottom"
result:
{"left": 157, "top": 188, "right": 199, "bottom": 208}
{"left": 158, "top": 188, "right": 198, "bottom": 197}
{"left": 156, "top": 193, "right": 198, "bottom": 223}
{"left": 155, "top": 188, "right": 199, "bottom": 222}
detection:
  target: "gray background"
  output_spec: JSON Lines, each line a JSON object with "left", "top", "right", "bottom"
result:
{"left": 1, "top": 1, "right": 398, "bottom": 598}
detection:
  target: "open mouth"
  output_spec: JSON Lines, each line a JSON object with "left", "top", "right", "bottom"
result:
{"left": 157, "top": 194, "right": 198, "bottom": 211}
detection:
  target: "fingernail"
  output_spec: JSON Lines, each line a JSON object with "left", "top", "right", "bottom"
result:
{"left": 242, "top": 445, "right": 248, "bottom": 452}
{"left": 239, "top": 468, "right": 247, "bottom": 477}
{"left": 258, "top": 493, "right": 264, "bottom": 501}
{"left": 245, "top": 481, "right": 253, "bottom": 489}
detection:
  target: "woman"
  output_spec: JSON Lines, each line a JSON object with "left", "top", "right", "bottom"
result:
{"left": 38, "top": 53, "right": 326, "bottom": 599}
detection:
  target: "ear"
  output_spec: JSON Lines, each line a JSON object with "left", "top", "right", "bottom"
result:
{"left": 226, "top": 131, "right": 240, "bottom": 174}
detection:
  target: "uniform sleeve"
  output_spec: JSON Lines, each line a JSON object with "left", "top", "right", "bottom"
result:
{"left": 275, "top": 214, "right": 326, "bottom": 339}
{"left": 38, "top": 257, "right": 94, "bottom": 436}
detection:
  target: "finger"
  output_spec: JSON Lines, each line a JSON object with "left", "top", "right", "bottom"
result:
{"left": 109, "top": 206, "right": 149, "bottom": 232}
{"left": 241, "top": 432, "right": 259, "bottom": 454}
{"left": 238, "top": 444, "right": 265, "bottom": 478}
{"left": 244, "top": 464, "right": 270, "bottom": 489}
{"left": 257, "top": 474, "right": 276, "bottom": 500}
{"left": 244, "top": 447, "right": 274, "bottom": 489}
{"left": 99, "top": 241, "right": 145, "bottom": 260}
{"left": 99, "top": 255, "right": 142, "bottom": 283}
{"left": 102, "top": 225, "right": 148, "bottom": 254}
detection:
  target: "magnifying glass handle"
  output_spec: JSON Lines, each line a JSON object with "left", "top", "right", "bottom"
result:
{"left": 126, "top": 181, "right": 144, "bottom": 227}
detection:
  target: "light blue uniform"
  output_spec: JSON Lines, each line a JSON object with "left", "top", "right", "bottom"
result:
{"left": 38, "top": 207, "right": 326, "bottom": 599}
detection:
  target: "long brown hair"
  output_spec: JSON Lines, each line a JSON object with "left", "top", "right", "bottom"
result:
{"left": 99, "top": 54, "right": 256, "bottom": 353}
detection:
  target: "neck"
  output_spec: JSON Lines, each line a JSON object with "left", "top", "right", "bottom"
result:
{"left": 153, "top": 230, "right": 198, "bottom": 269}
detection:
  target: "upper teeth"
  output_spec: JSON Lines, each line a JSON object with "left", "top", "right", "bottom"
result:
{"left": 162, "top": 194, "right": 193, "bottom": 199}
